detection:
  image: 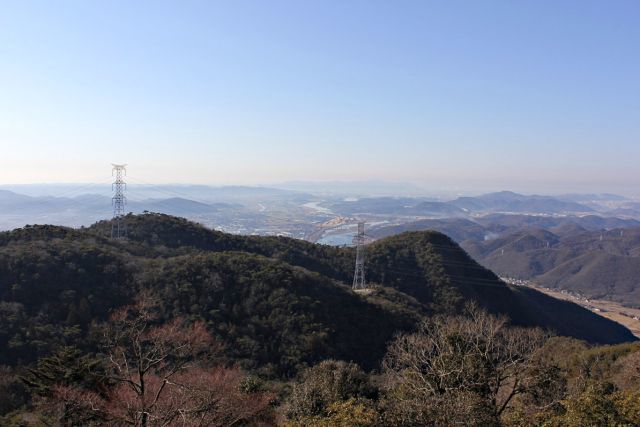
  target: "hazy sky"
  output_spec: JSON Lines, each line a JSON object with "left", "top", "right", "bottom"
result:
{"left": 1, "top": 1, "right": 639, "bottom": 194}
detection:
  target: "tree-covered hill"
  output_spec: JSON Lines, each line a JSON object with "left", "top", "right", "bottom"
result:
{"left": 363, "top": 231, "right": 634, "bottom": 343}
{"left": 0, "top": 213, "right": 635, "bottom": 379}
{"left": 465, "top": 226, "right": 640, "bottom": 306}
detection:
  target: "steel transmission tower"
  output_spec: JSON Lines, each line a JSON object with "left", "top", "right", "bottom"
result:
{"left": 352, "top": 222, "right": 367, "bottom": 290}
{"left": 111, "top": 164, "right": 127, "bottom": 240}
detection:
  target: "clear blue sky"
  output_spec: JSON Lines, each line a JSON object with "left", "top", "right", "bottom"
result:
{"left": 1, "top": 1, "right": 639, "bottom": 194}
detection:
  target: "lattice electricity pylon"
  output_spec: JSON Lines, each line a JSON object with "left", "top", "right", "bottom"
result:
{"left": 352, "top": 222, "right": 367, "bottom": 290}
{"left": 111, "top": 164, "right": 127, "bottom": 240}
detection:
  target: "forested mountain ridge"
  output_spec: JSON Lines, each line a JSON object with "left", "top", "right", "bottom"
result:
{"left": 465, "top": 226, "right": 640, "bottom": 306}
{"left": 0, "top": 214, "right": 634, "bottom": 376}
{"left": 93, "top": 214, "right": 634, "bottom": 343}
{"left": 1, "top": 213, "right": 639, "bottom": 425}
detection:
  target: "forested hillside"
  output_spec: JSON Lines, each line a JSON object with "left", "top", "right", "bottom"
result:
{"left": 465, "top": 227, "right": 640, "bottom": 306}
{"left": 0, "top": 213, "right": 637, "bottom": 425}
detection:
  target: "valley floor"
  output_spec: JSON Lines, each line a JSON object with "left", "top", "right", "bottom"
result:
{"left": 523, "top": 283, "right": 640, "bottom": 338}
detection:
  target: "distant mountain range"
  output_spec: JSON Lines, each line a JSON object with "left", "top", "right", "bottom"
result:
{"left": 327, "top": 191, "right": 640, "bottom": 217}
{"left": 0, "top": 189, "right": 244, "bottom": 230}
{"left": 448, "top": 191, "right": 595, "bottom": 214}
{"left": 2, "top": 187, "right": 638, "bottom": 223}
{"left": 372, "top": 214, "right": 640, "bottom": 241}
{"left": 272, "top": 180, "right": 429, "bottom": 196}
{"left": 463, "top": 227, "right": 640, "bottom": 307}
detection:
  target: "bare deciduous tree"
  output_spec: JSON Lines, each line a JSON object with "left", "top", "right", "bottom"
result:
{"left": 381, "top": 304, "right": 551, "bottom": 426}
{"left": 41, "top": 297, "right": 273, "bottom": 426}
{"left": 101, "top": 298, "right": 217, "bottom": 426}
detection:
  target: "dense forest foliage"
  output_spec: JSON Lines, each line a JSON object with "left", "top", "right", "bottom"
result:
{"left": 0, "top": 213, "right": 637, "bottom": 425}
